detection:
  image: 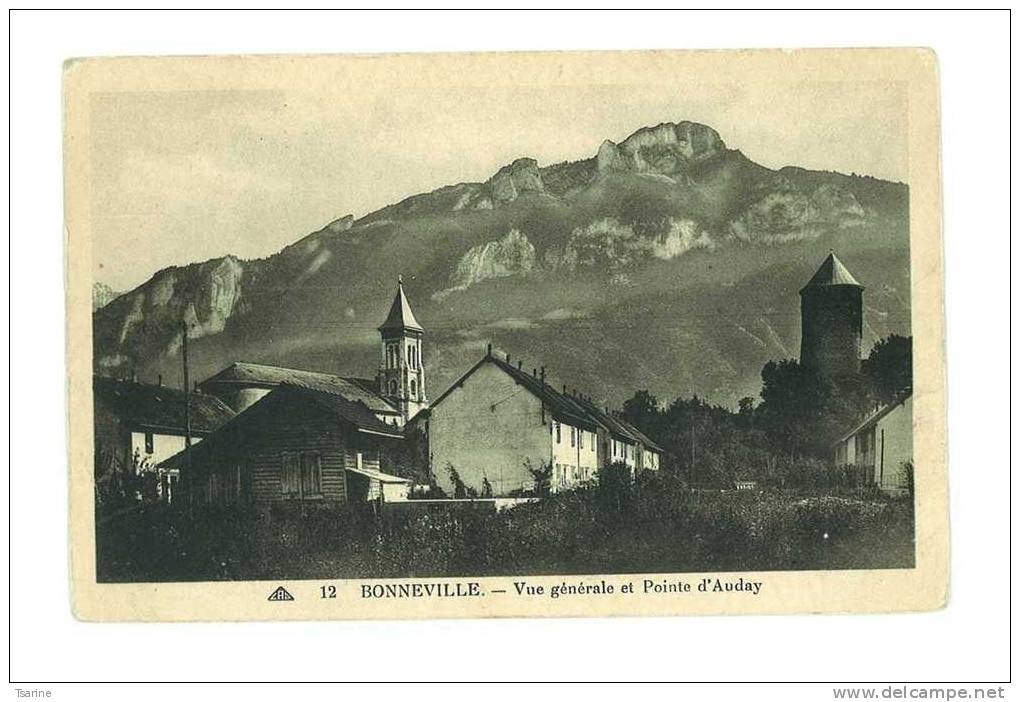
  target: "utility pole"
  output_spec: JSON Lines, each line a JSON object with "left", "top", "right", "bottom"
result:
{"left": 181, "top": 319, "right": 192, "bottom": 448}
{"left": 690, "top": 422, "right": 695, "bottom": 494}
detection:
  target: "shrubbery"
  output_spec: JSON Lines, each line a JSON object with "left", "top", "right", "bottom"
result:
{"left": 97, "top": 472, "right": 914, "bottom": 582}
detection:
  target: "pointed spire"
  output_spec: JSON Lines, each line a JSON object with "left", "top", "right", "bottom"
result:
{"left": 800, "top": 252, "right": 862, "bottom": 293}
{"left": 378, "top": 276, "right": 423, "bottom": 333}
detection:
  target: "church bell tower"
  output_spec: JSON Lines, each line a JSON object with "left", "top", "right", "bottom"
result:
{"left": 378, "top": 277, "right": 427, "bottom": 421}
{"left": 799, "top": 252, "right": 864, "bottom": 381}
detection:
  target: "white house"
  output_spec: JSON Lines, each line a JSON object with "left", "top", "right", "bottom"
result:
{"left": 93, "top": 375, "right": 236, "bottom": 503}
{"left": 425, "top": 347, "right": 664, "bottom": 497}
{"left": 833, "top": 392, "right": 913, "bottom": 491}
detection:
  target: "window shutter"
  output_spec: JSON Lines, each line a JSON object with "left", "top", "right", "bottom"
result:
{"left": 301, "top": 453, "right": 322, "bottom": 496}
{"left": 281, "top": 453, "right": 299, "bottom": 496}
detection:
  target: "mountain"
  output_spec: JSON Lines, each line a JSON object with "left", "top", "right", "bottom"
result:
{"left": 92, "top": 121, "right": 911, "bottom": 408}
{"left": 92, "top": 282, "right": 121, "bottom": 311}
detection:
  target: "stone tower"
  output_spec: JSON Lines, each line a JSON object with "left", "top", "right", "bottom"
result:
{"left": 799, "top": 252, "right": 864, "bottom": 380}
{"left": 378, "top": 277, "right": 427, "bottom": 421}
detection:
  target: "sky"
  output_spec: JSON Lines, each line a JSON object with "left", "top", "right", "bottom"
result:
{"left": 89, "top": 80, "right": 907, "bottom": 291}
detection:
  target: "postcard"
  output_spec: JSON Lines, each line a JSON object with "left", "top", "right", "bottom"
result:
{"left": 65, "top": 48, "right": 947, "bottom": 620}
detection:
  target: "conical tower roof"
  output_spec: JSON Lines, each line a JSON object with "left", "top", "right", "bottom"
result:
{"left": 800, "top": 252, "right": 862, "bottom": 293}
{"left": 378, "top": 277, "right": 423, "bottom": 333}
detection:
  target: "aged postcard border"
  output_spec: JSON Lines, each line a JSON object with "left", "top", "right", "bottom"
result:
{"left": 65, "top": 48, "right": 947, "bottom": 621}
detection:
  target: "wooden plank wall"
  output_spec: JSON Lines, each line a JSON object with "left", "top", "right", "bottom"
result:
{"left": 194, "top": 398, "right": 350, "bottom": 506}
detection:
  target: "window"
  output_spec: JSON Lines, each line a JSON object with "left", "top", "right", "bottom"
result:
{"left": 410, "top": 379, "right": 417, "bottom": 398}
{"left": 281, "top": 453, "right": 300, "bottom": 496}
{"left": 555, "top": 422, "right": 561, "bottom": 444}
{"left": 612, "top": 441, "right": 617, "bottom": 457}
{"left": 570, "top": 427, "right": 575, "bottom": 447}
{"left": 591, "top": 435, "right": 596, "bottom": 452}
{"left": 301, "top": 453, "right": 322, "bottom": 496}
{"left": 579, "top": 431, "right": 584, "bottom": 450}
{"left": 388, "top": 379, "right": 398, "bottom": 396}
{"left": 144, "top": 433, "right": 154, "bottom": 454}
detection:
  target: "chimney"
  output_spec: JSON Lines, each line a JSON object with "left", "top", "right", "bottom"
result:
{"left": 506, "top": 353, "right": 511, "bottom": 364}
{"left": 532, "top": 368, "right": 537, "bottom": 377}
{"left": 562, "top": 384, "right": 567, "bottom": 394}
{"left": 517, "top": 360, "right": 522, "bottom": 370}
{"left": 157, "top": 374, "right": 162, "bottom": 387}
{"left": 540, "top": 367, "right": 546, "bottom": 385}
{"left": 487, "top": 343, "right": 492, "bottom": 357}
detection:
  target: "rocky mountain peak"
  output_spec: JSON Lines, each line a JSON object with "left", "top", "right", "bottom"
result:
{"left": 598, "top": 121, "right": 725, "bottom": 175}
{"left": 485, "top": 157, "right": 545, "bottom": 204}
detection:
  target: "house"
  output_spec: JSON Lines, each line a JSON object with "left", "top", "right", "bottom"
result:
{"left": 92, "top": 375, "right": 236, "bottom": 503}
{"left": 572, "top": 396, "right": 663, "bottom": 476}
{"left": 199, "top": 362, "right": 405, "bottom": 427}
{"left": 424, "top": 347, "right": 664, "bottom": 497}
{"left": 833, "top": 392, "right": 913, "bottom": 491}
{"left": 162, "top": 384, "right": 409, "bottom": 510}
{"left": 198, "top": 278, "right": 428, "bottom": 425}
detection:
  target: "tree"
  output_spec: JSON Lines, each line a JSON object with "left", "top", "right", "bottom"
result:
{"left": 380, "top": 421, "right": 431, "bottom": 485}
{"left": 524, "top": 458, "right": 552, "bottom": 496}
{"left": 596, "top": 461, "right": 634, "bottom": 517}
{"left": 446, "top": 464, "right": 472, "bottom": 499}
{"left": 622, "top": 390, "right": 661, "bottom": 435}
{"left": 862, "top": 335, "right": 912, "bottom": 404}
{"left": 480, "top": 476, "right": 493, "bottom": 498}
{"left": 899, "top": 461, "right": 915, "bottom": 500}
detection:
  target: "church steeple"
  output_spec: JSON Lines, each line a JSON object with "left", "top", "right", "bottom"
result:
{"left": 378, "top": 277, "right": 427, "bottom": 421}
{"left": 378, "top": 275, "right": 424, "bottom": 334}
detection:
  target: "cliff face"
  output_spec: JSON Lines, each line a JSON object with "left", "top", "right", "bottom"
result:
{"left": 94, "top": 256, "right": 244, "bottom": 369}
{"left": 93, "top": 120, "right": 910, "bottom": 406}
{"left": 598, "top": 122, "right": 725, "bottom": 176}
{"left": 438, "top": 229, "right": 537, "bottom": 299}
{"left": 92, "top": 283, "right": 120, "bottom": 311}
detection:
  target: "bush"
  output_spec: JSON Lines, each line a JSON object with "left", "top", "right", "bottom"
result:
{"left": 96, "top": 477, "right": 915, "bottom": 581}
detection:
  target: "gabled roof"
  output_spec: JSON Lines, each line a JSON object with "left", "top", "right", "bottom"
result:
{"left": 378, "top": 279, "right": 424, "bottom": 333}
{"left": 198, "top": 362, "right": 397, "bottom": 415}
{"left": 801, "top": 252, "right": 863, "bottom": 293}
{"left": 488, "top": 355, "right": 601, "bottom": 431}
{"left": 572, "top": 395, "right": 665, "bottom": 452}
{"left": 280, "top": 384, "right": 404, "bottom": 438}
{"left": 161, "top": 384, "right": 404, "bottom": 472}
{"left": 430, "top": 352, "right": 663, "bottom": 449}
{"left": 834, "top": 391, "right": 912, "bottom": 445}
{"left": 94, "top": 376, "right": 235, "bottom": 434}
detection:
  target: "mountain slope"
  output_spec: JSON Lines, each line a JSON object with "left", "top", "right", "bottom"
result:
{"left": 93, "top": 121, "right": 910, "bottom": 407}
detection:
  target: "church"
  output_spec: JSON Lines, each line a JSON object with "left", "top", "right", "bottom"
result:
{"left": 169, "top": 280, "right": 427, "bottom": 509}
{"left": 197, "top": 277, "right": 428, "bottom": 425}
